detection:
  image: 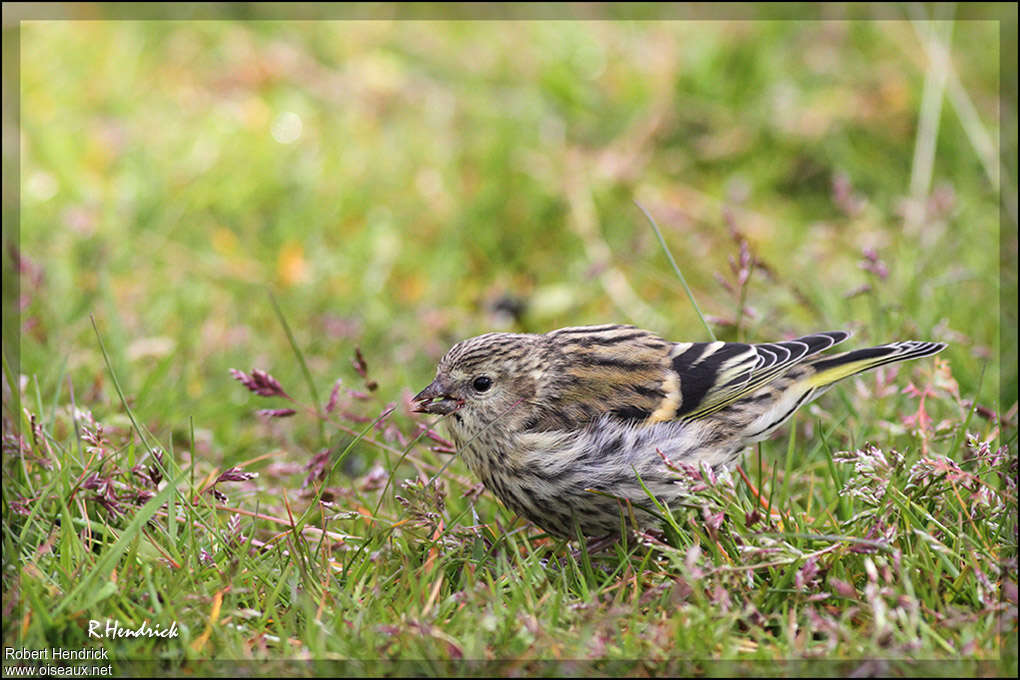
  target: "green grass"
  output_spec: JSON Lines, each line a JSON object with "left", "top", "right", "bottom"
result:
{"left": 4, "top": 9, "right": 1017, "bottom": 677}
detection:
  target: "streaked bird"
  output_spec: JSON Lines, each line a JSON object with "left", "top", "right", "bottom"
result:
{"left": 413, "top": 324, "right": 946, "bottom": 538}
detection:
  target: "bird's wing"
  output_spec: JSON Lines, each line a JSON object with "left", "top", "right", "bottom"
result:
{"left": 531, "top": 326, "right": 850, "bottom": 432}
{"left": 663, "top": 331, "right": 850, "bottom": 422}
{"left": 532, "top": 325, "right": 679, "bottom": 431}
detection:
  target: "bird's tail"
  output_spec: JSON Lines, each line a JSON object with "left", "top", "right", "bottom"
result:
{"left": 738, "top": 339, "right": 946, "bottom": 442}
{"left": 802, "top": 340, "right": 947, "bottom": 390}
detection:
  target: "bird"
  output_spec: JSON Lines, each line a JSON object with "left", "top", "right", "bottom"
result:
{"left": 412, "top": 324, "right": 946, "bottom": 539}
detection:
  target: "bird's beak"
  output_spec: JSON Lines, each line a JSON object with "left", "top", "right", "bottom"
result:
{"left": 412, "top": 380, "right": 463, "bottom": 415}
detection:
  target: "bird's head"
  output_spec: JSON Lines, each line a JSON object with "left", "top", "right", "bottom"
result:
{"left": 412, "top": 332, "right": 549, "bottom": 442}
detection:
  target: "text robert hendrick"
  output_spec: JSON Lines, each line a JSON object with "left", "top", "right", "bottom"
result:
{"left": 88, "top": 619, "right": 179, "bottom": 639}
{"left": 5, "top": 648, "right": 108, "bottom": 661}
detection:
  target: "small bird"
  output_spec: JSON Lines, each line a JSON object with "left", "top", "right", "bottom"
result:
{"left": 412, "top": 324, "right": 946, "bottom": 539}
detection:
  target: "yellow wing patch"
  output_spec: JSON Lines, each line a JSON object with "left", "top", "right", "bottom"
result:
{"left": 647, "top": 372, "right": 681, "bottom": 423}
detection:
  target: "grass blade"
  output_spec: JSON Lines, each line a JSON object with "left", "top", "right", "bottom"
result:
{"left": 269, "top": 291, "right": 325, "bottom": 445}
{"left": 53, "top": 464, "right": 189, "bottom": 615}
{"left": 635, "top": 200, "right": 716, "bottom": 341}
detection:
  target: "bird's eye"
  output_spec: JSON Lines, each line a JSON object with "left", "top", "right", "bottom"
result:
{"left": 472, "top": 376, "right": 493, "bottom": 392}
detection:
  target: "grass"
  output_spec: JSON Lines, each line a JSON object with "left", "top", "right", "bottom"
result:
{"left": 3, "top": 7, "right": 1017, "bottom": 677}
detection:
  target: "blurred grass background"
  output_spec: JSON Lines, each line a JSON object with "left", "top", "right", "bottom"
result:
{"left": 3, "top": 3, "right": 1017, "bottom": 671}
{"left": 11, "top": 8, "right": 1011, "bottom": 468}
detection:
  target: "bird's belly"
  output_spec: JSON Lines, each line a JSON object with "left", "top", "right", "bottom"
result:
{"left": 457, "top": 421, "right": 745, "bottom": 538}
{"left": 481, "top": 466, "right": 659, "bottom": 538}
{"left": 458, "top": 438, "right": 663, "bottom": 538}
